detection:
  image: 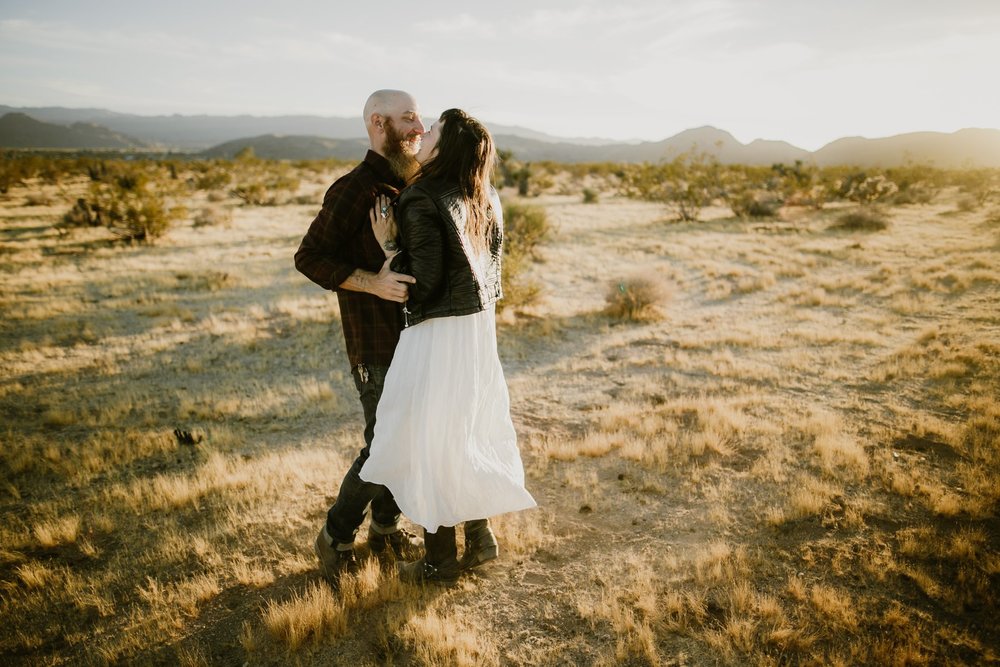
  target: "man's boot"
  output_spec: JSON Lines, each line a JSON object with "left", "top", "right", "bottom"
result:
{"left": 368, "top": 521, "right": 424, "bottom": 560}
{"left": 459, "top": 519, "right": 499, "bottom": 570}
{"left": 315, "top": 525, "right": 358, "bottom": 585}
{"left": 398, "top": 526, "right": 460, "bottom": 586}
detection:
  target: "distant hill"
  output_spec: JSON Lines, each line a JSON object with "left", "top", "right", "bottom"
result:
{"left": 0, "top": 106, "right": 363, "bottom": 149}
{"left": 200, "top": 134, "right": 369, "bottom": 160}
{"left": 811, "top": 128, "right": 1000, "bottom": 168}
{"left": 0, "top": 112, "right": 146, "bottom": 149}
{"left": 492, "top": 126, "right": 811, "bottom": 165}
{"left": 195, "top": 125, "right": 1000, "bottom": 168}
{"left": 2, "top": 105, "right": 999, "bottom": 167}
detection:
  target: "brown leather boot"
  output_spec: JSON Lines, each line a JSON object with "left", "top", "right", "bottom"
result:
{"left": 459, "top": 519, "right": 499, "bottom": 570}
{"left": 398, "top": 526, "right": 460, "bottom": 586}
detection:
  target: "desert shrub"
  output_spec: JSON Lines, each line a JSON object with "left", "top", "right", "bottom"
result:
{"left": 25, "top": 193, "right": 55, "bottom": 206}
{"left": 620, "top": 153, "right": 722, "bottom": 221}
{"left": 497, "top": 150, "right": 537, "bottom": 196}
{"left": 193, "top": 206, "right": 232, "bottom": 228}
{"left": 503, "top": 201, "right": 550, "bottom": 257}
{"left": 0, "top": 153, "right": 45, "bottom": 193}
{"left": 952, "top": 169, "right": 997, "bottom": 209}
{"left": 229, "top": 157, "right": 301, "bottom": 206}
{"left": 885, "top": 165, "right": 943, "bottom": 205}
{"left": 62, "top": 163, "right": 184, "bottom": 241}
{"left": 92, "top": 182, "right": 182, "bottom": 241}
{"left": 500, "top": 201, "right": 551, "bottom": 309}
{"left": 605, "top": 276, "right": 668, "bottom": 321}
{"left": 956, "top": 195, "right": 979, "bottom": 212}
{"left": 62, "top": 197, "right": 103, "bottom": 228}
{"left": 192, "top": 163, "right": 232, "bottom": 191}
{"left": 845, "top": 175, "right": 899, "bottom": 206}
{"left": 829, "top": 208, "right": 889, "bottom": 232}
{"left": 891, "top": 182, "right": 937, "bottom": 205}
{"left": 582, "top": 188, "right": 599, "bottom": 204}
{"left": 725, "top": 189, "right": 783, "bottom": 219}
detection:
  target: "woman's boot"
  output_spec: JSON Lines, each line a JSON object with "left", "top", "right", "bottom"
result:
{"left": 398, "top": 526, "right": 460, "bottom": 585}
{"left": 459, "top": 519, "right": 499, "bottom": 570}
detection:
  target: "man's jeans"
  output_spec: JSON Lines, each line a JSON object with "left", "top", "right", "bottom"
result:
{"left": 325, "top": 363, "right": 401, "bottom": 545}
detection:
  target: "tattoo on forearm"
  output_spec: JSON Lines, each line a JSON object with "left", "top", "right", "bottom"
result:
{"left": 341, "top": 269, "right": 372, "bottom": 292}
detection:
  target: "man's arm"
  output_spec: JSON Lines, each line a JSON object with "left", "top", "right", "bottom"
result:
{"left": 294, "top": 181, "right": 414, "bottom": 302}
{"left": 294, "top": 183, "right": 361, "bottom": 291}
{"left": 340, "top": 259, "right": 414, "bottom": 303}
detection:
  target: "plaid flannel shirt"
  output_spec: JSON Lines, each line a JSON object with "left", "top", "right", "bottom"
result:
{"left": 294, "top": 151, "right": 405, "bottom": 368}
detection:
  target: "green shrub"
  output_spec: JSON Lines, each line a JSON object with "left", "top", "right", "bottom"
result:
{"left": 582, "top": 188, "right": 599, "bottom": 204}
{"left": 726, "top": 189, "right": 783, "bottom": 219}
{"left": 845, "top": 175, "right": 899, "bottom": 206}
{"left": 62, "top": 197, "right": 102, "bottom": 228}
{"left": 503, "top": 202, "right": 550, "bottom": 257}
{"left": 952, "top": 169, "right": 997, "bottom": 209}
{"left": 619, "top": 153, "right": 722, "bottom": 221}
{"left": 500, "top": 201, "right": 551, "bottom": 310}
{"left": 192, "top": 163, "right": 232, "bottom": 191}
{"left": 229, "top": 161, "right": 301, "bottom": 206}
{"left": 61, "top": 163, "right": 183, "bottom": 242}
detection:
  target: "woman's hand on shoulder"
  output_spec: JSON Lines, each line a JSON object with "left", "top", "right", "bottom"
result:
{"left": 369, "top": 194, "right": 399, "bottom": 258}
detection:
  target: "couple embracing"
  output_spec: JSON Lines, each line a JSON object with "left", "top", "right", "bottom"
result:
{"left": 295, "top": 90, "right": 536, "bottom": 585}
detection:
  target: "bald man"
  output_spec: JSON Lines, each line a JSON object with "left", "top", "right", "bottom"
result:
{"left": 295, "top": 90, "right": 425, "bottom": 582}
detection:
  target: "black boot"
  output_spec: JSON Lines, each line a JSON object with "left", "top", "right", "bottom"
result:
{"left": 398, "top": 526, "right": 460, "bottom": 585}
{"left": 459, "top": 519, "right": 499, "bottom": 570}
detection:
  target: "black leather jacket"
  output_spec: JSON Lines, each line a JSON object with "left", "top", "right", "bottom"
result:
{"left": 390, "top": 178, "right": 503, "bottom": 327}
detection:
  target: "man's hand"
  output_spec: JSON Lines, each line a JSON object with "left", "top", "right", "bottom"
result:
{"left": 366, "top": 257, "right": 415, "bottom": 302}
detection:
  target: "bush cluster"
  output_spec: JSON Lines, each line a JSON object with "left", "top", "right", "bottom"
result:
{"left": 60, "top": 162, "right": 184, "bottom": 241}
{"left": 604, "top": 276, "right": 668, "bottom": 322}
{"left": 500, "top": 201, "right": 551, "bottom": 310}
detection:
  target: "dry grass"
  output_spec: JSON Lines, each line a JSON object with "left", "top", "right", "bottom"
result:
{"left": 604, "top": 274, "right": 670, "bottom": 321}
{"left": 1, "top": 169, "right": 998, "bottom": 665}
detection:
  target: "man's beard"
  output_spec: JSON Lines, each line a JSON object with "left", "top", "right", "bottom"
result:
{"left": 383, "top": 119, "right": 420, "bottom": 181}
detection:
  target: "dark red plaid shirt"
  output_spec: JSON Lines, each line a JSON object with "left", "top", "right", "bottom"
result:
{"left": 294, "top": 151, "right": 405, "bottom": 368}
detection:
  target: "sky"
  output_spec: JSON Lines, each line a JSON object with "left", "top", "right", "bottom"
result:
{"left": 1, "top": 0, "right": 998, "bottom": 151}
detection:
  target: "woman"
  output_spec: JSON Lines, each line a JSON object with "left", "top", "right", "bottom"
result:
{"left": 359, "top": 109, "right": 536, "bottom": 585}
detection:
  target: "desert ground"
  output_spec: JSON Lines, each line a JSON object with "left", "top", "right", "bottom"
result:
{"left": 1, "top": 159, "right": 998, "bottom": 666}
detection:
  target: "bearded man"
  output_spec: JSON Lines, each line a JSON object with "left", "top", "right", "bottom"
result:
{"left": 295, "top": 89, "right": 424, "bottom": 581}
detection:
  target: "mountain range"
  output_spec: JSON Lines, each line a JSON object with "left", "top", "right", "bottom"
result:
{"left": 2, "top": 105, "right": 999, "bottom": 168}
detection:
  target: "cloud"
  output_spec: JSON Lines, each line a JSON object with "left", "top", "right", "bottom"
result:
{"left": 413, "top": 13, "right": 496, "bottom": 39}
{"left": 0, "top": 18, "right": 204, "bottom": 61}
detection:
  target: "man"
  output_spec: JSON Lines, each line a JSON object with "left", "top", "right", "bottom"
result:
{"left": 294, "top": 89, "right": 424, "bottom": 581}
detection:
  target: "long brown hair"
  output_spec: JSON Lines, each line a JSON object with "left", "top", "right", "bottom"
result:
{"left": 416, "top": 108, "right": 497, "bottom": 251}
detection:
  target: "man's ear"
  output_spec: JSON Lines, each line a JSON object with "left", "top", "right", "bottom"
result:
{"left": 370, "top": 114, "right": 384, "bottom": 131}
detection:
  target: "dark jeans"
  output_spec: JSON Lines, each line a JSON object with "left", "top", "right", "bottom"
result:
{"left": 325, "top": 363, "right": 401, "bottom": 545}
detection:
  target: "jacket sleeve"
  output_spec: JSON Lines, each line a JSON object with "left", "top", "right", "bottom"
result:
{"left": 396, "top": 188, "right": 445, "bottom": 305}
{"left": 294, "top": 181, "right": 363, "bottom": 291}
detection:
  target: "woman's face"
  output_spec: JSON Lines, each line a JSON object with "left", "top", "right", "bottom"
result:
{"left": 416, "top": 119, "right": 443, "bottom": 164}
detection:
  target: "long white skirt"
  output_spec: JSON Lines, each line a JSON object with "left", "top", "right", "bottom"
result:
{"left": 360, "top": 308, "right": 536, "bottom": 532}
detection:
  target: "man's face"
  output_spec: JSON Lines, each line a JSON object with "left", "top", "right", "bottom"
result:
{"left": 382, "top": 113, "right": 424, "bottom": 180}
{"left": 382, "top": 106, "right": 424, "bottom": 156}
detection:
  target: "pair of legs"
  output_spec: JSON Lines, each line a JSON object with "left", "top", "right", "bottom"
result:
{"left": 399, "top": 519, "right": 499, "bottom": 585}
{"left": 326, "top": 364, "right": 400, "bottom": 544}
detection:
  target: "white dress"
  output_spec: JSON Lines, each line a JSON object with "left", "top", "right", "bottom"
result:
{"left": 359, "top": 307, "right": 536, "bottom": 532}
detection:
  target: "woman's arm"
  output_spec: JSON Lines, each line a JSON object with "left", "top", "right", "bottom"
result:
{"left": 369, "top": 194, "right": 400, "bottom": 259}
{"left": 396, "top": 188, "right": 445, "bottom": 304}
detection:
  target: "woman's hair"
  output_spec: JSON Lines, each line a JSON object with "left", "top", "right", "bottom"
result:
{"left": 416, "top": 108, "right": 497, "bottom": 251}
